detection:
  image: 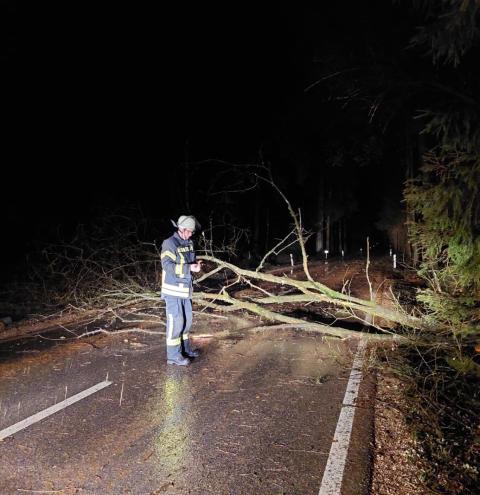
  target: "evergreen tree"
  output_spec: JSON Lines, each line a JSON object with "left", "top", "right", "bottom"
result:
{"left": 404, "top": 0, "right": 480, "bottom": 358}
{"left": 405, "top": 151, "right": 480, "bottom": 347}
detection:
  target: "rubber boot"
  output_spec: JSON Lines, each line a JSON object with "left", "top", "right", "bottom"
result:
{"left": 167, "top": 354, "right": 191, "bottom": 366}
{"left": 183, "top": 338, "right": 200, "bottom": 358}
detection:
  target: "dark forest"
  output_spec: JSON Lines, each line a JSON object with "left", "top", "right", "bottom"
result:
{"left": 4, "top": 2, "right": 477, "bottom": 271}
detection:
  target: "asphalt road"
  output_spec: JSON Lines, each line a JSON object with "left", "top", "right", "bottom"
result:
{"left": 0, "top": 318, "right": 373, "bottom": 495}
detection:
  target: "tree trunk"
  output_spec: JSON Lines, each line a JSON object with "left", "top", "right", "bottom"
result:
{"left": 326, "top": 214, "right": 331, "bottom": 253}
{"left": 184, "top": 139, "right": 190, "bottom": 211}
{"left": 197, "top": 255, "right": 423, "bottom": 330}
{"left": 316, "top": 176, "right": 324, "bottom": 253}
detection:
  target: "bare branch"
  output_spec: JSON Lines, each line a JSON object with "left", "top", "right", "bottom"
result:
{"left": 255, "top": 230, "right": 297, "bottom": 272}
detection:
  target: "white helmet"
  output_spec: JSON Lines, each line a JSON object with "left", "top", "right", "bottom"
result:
{"left": 171, "top": 215, "right": 200, "bottom": 231}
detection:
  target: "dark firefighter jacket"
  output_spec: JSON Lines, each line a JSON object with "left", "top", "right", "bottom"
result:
{"left": 160, "top": 232, "right": 196, "bottom": 299}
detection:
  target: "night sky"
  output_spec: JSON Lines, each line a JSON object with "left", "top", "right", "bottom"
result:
{"left": 3, "top": 5, "right": 297, "bottom": 234}
{"left": 2, "top": 3, "right": 476, "bottom": 280}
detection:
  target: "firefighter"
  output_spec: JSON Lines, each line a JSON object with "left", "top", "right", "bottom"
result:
{"left": 160, "top": 215, "right": 203, "bottom": 366}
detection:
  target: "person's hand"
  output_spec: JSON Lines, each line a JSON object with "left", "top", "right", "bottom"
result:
{"left": 190, "top": 260, "right": 203, "bottom": 273}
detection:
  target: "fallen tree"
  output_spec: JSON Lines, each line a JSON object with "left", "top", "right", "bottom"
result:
{"left": 187, "top": 173, "right": 421, "bottom": 341}
{"left": 0, "top": 178, "right": 421, "bottom": 343}
{"left": 194, "top": 255, "right": 418, "bottom": 340}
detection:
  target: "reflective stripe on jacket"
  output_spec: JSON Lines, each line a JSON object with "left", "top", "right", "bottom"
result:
{"left": 160, "top": 232, "right": 196, "bottom": 299}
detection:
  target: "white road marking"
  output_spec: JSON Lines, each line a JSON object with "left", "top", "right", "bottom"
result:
{"left": 318, "top": 339, "right": 367, "bottom": 495}
{"left": 0, "top": 380, "right": 112, "bottom": 441}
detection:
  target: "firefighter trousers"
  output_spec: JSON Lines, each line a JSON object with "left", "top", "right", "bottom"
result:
{"left": 164, "top": 296, "right": 194, "bottom": 360}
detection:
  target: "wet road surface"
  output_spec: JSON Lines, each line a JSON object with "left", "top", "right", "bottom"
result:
{"left": 0, "top": 317, "right": 373, "bottom": 494}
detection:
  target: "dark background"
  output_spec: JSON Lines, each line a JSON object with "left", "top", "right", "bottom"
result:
{"left": 2, "top": 2, "right": 475, "bottom": 280}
